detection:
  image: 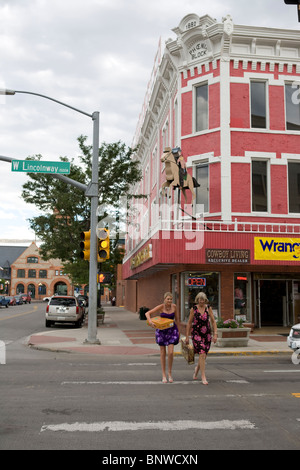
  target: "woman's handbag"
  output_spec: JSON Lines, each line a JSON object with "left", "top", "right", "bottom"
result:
{"left": 181, "top": 337, "right": 194, "bottom": 365}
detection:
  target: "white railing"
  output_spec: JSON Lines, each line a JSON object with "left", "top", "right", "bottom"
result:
{"left": 158, "top": 218, "right": 300, "bottom": 234}
{"left": 123, "top": 218, "right": 300, "bottom": 263}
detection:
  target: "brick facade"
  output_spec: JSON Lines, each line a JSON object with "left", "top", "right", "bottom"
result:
{"left": 10, "top": 242, "right": 72, "bottom": 299}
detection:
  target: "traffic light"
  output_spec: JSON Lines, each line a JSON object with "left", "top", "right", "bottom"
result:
{"left": 97, "top": 228, "right": 110, "bottom": 262}
{"left": 97, "top": 272, "right": 112, "bottom": 283}
{"left": 80, "top": 230, "right": 91, "bottom": 261}
{"left": 284, "top": 0, "right": 300, "bottom": 21}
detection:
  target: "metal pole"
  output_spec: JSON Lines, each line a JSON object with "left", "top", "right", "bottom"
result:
{"left": 85, "top": 111, "right": 100, "bottom": 343}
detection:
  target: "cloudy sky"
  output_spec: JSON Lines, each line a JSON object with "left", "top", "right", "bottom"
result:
{"left": 0, "top": 0, "right": 298, "bottom": 243}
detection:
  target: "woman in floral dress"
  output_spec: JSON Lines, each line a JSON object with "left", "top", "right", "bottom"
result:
{"left": 146, "top": 292, "right": 180, "bottom": 383}
{"left": 185, "top": 292, "right": 217, "bottom": 384}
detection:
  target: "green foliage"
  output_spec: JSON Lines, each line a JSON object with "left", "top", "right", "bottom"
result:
{"left": 21, "top": 136, "right": 143, "bottom": 284}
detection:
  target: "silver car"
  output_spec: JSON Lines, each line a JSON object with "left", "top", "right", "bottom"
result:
{"left": 45, "top": 295, "right": 85, "bottom": 328}
{"left": 287, "top": 323, "right": 300, "bottom": 351}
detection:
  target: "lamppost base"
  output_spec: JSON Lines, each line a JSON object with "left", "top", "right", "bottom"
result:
{"left": 84, "top": 338, "right": 101, "bottom": 345}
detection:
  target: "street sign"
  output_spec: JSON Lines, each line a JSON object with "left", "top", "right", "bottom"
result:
{"left": 11, "top": 160, "right": 70, "bottom": 174}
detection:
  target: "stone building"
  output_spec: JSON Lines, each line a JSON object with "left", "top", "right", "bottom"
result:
{"left": 10, "top": 241, "right": 72, "bottom": 299}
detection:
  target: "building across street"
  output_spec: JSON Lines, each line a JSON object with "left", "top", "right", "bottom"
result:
{"left": 122, "top": 12, "right": 300, "bottom": 330}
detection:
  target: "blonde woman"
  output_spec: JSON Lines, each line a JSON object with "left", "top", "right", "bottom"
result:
{"left": 185, "top": 292, "right": 217, "bottom": 385}
{"left": 146, "top": 292, "right": 180, "bottom": 383}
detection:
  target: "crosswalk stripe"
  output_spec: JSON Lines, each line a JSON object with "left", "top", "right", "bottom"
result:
{"left": 41, "top": 419, "right": 256, "bottom": 433}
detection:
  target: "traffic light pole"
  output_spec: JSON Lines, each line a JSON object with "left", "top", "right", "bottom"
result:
{"left": 85, "top": 111, "right": 100, "bottom": 344}
{"left": 0, "top": 89, "right": 101, "bottom": 345}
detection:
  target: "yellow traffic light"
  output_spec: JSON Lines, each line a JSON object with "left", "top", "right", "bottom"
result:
{"left": 97, "top": 228, "right": 110, "bottom": 262}
{"left": 80, "top": 230, "right": 91, "bottom": 261}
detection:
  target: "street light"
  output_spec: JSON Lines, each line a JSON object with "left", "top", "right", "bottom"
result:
{"left": 0, "top": 88, "right": 100, "bottom": 344}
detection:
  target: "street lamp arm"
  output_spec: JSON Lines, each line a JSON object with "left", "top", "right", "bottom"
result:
{"left": 50, "top": 173, "right": 88, "bottom": 192}
{"left": 12, "top": 90, "right": 93, "bottom": 118}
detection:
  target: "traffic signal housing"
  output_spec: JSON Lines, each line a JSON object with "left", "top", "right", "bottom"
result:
{"left": 284, "top": 0, "right": 300, "bottom": 21}
{"left": 97, "top": 228, "right": 110, "bottom": 262}
{"left": 80, "top": 230, "right": 91, "bottom": 261}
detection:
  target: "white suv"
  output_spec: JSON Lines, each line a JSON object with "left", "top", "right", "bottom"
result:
{"left": 45, "top": 295, "right": 85, "bottom": 328}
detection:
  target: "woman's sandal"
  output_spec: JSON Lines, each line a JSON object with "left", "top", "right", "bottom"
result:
{"left": 168, "top": 375, "right": 174, "bottom": 383}
{"left": 162, "top": 377, "right": 168, "bottom": 383}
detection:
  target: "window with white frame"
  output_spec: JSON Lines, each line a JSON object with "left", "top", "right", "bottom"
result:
{"left": 285, "top": 83, "right": 300, "bottom": 131}
{"left": 151, "top": 147, "right": 158, "bottom": 189}
{"left": 288, "top": 161, "right": 300, "bottom": 213}
{"left": 195, "top": 83, "right": 208, "bottom": 132}
{"left": 196, "top": 163, "right": 209, "bottom": 213}
{"left": 252, "top": 160, "right": 268, "bottom": 212}
{"left": 250, "top": 81, "right": 267, "bottom": 129}
{"left": 162, "top": 120, "right": 169, "bottom": 149}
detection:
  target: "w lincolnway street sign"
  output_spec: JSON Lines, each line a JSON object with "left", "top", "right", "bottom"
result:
{"left": 11, "top": 160, "right": 70, "bottom": 174}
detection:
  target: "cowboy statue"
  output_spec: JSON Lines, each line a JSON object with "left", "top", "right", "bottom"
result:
{"left": 161, "top": 147, "right": 200, "bottom": 203}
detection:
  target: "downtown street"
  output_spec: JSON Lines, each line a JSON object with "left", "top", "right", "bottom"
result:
{"left": 0, "top": 302, "right": 300, "bottom": 453}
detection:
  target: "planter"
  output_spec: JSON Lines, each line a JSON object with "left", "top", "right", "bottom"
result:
{"left": 216, "top": 328, "right": 251, "bottom": 347}
{"left": 97, "top": 309, "right": 105, "bottom": 325}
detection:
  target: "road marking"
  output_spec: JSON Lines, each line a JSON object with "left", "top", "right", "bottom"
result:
{"left": 264, "top": 370, "right": 300, "bottom": 373}
{"left": 226, "top": 380, "right": 249, "bottom": 384}
{"left": 62, "top": 380, "right": 196, "bottom": 385}
{"left": 292, "top": 393, "right": 300, "bottom": 398}
{"left": 41, "top": 419, "right": 256, "bottom": 433}
{"left": 0, "top": 306, "right": 38, "bottom": 322}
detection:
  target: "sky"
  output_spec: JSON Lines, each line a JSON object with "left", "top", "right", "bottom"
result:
{"left": 0, "top": 0, "right": 299, "bottom": 244}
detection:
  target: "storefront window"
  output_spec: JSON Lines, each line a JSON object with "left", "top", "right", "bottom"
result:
{"left": 181, "top": 271, "right": 219, "bottom": 321}
{"left": 234, "top": 273, "right": 251, "bottom": 322}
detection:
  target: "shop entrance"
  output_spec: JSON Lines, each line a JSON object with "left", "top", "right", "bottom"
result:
{"left": 255, "top": 279, "right": 293, "bottom": 327}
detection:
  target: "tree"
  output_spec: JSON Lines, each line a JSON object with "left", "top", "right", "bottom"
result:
{"left": 21, "top": 136, "right": 143, "bottom": 284}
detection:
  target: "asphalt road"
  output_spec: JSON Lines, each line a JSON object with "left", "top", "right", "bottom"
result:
{"left": 0, "top": 302, "right": 300, "bottom": 453}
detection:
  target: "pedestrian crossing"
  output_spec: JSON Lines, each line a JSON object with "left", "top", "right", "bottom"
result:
{"left": 40, "top": 419, "right": 256, "bottom": 433}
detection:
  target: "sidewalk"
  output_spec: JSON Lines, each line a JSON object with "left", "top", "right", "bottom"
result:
{"left": 28, "top": 305, "right": 292, "bottom": 356}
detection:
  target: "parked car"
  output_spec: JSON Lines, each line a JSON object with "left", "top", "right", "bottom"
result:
{"left": 287, "top": 324, "right": 300, "bottom": 351}
{"left": 20, "top": 293, "right": 31, "bottom": 304}
{"left": 0, "top": 296, "right": 9, "bottom": 308}
{"left": 14, "top": 295, "right": 24, "bottom": 305}
{"left": 77, "top": 294, "right": 88, "bottom": 307}
{"left": 5, "top": 296, "right": 16, "bottom": 306}
{"left": 45, "top": 295, "right": 85, "bottom": 328}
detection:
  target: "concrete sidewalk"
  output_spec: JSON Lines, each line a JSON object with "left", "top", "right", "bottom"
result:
{"left": 27, "top": 305, "right": 292, "bottom": 356}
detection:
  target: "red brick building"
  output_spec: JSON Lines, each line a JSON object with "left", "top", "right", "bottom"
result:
{"left": 122, "top": 13, "right": 300, "bottom": 328}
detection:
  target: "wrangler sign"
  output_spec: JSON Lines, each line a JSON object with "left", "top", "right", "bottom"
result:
{"left": 254, "top": 237, "right": 300, "bottom": 261}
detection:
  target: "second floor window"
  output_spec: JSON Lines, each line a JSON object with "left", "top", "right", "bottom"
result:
{"left": 288, "top": 162, "right": 300, "bottom": 213}
{"left": 285, "top": 83, "right": 300, "bottom": 131}
{"left": 195, "top": 83, "right": 208, "bottom": 132}
{"left": 252, "top": 160, "right": 268, "bottom": 212}
{"left": 28, "top": 269, "right": 36, "bottom": 278}
{"left": 251, "top": 81, "right": 267, "bottom": 128}
{"left": 27, "top": 256, "right": 38, "bottom": 263}
{"left": 196, "top": 163, "right": 209, "bottom": 213}
{"left": 17, "top": 269, "right": 25, "bottom": 278}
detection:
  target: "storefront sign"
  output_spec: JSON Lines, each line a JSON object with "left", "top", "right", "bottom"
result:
{"left": 130, "top": 244, "right": 152, "bottom": 269}
{"left": 255, "top": 237, "right": 300, "bottom": 261}
{"left": 206, "top": 249, "right": 250, "bottom": 264}
{"left": 187, "top": 277, "right": 206, "bottom": 287}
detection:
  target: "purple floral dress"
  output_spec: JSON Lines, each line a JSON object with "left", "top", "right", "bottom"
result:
{"left": 191, "top": 305, "right": 212, "bottom": 355}
{"left": 155, "top": 312, "right": 179, "bottom": 347}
